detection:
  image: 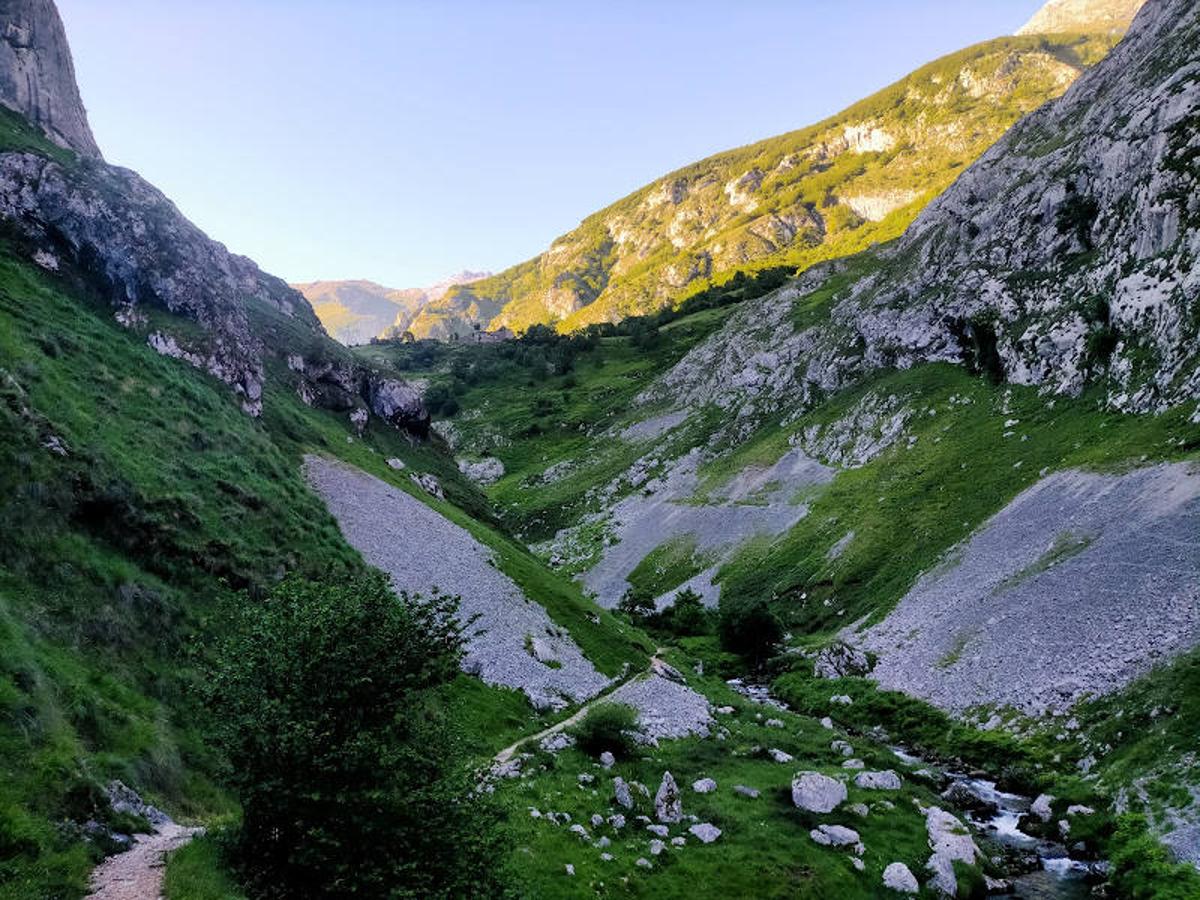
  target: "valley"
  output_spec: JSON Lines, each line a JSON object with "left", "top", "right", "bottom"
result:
{"left": 0, "top": 0, "right": 1197, "bottom": 898}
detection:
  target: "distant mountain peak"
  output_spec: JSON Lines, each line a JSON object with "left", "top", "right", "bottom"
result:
{"left": 1017, "top": 0, "right": 1148, "bottom": 35}
{"left": 0, "top": 0, "right": 100, "bottom": 157}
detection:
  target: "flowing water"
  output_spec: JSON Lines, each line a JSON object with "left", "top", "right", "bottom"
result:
{"left": 726, "top": 681, "right": 1104, "bottom": 897}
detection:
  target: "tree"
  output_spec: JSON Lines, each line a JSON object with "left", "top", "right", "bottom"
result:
{"left": 617, "top": 588, "right": 655, "bottom": 621}
{"left": 717, "top": 595, "right": 783, "bottom": 667}
{"left": 659, "top": 587, "right": 711, "bottom": 637}
{"left": 204, "top": 573, "right": 507, "bottom": 899}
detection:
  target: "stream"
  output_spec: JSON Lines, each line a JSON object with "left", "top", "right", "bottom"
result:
{"left": 730, "top": 681, "right": 1106, "bottom": 898}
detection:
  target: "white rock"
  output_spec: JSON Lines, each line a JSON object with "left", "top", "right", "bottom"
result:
{"left": 882, "top": 862, "right": 920, "bottom": 894}
{"left": 689, "top": 823, "right": 722, "bottom": 843}
{"left": 854, "top": 770, "right": 902, "bottom": 790}
{"left": 791, "top": 772, "right": 847, "bottom": 813}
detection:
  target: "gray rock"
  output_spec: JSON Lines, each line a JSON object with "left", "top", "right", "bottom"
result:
{"left": 810, "top": 824, "right": 861, "bottom": 848}
{"left": 569, "top": 824, "right": 589, "bottom": 840}
{"left": 646, "top": 824, "right": 668, "bottom": 838}
{"left": 842, "top": 759, "right": 865, "bottom": 770}
{"left": 654, "top": 771, "right": 682, "bottom": 823}
{"left": 600, "top": 751, "right": 616, "bottom": 769}
{"left": 613, "top": 777, "right": 634, "bottom": 810}
{"left": 590, "top": 814, "right": 604, "bottom": 827}
{"left": 814, "top": 643, "right": 872, "bottom": 678}
{"left": 608, "top": 814, "right": 626, "bottom": 829}
{"left": 635, "top": 857, "right": 652, "bottom": 869}
{"left": 831, "top": 740, "right": 854, "bottom": 757}
{"left": 385, "top": 457, "right": 406, "bottom": 470}
{"left": 791, "top": 772, "right": 847, "bottom": 813}
{"left": 671, "top": 836, "right": 686, "bottom": 846}
{"left": 734, "top": 785, "right": 760, "bottom": 799}
{"left": 855, "top": 770, "right": 902, "bottom": 790}
{"left": 1031, "top": 793, "right": 1055, "bottom": 822}
{"left": 577, "top": 773, "right": 595, "bottom": 785}
{"left": 409, "top": 472, "right": 445, "bottom": 499}
{"left": 692, "top": 777, "right": 717, "bottom": 793}
{"left": 689, "top": 823, "right": 722, "bottom": 844}
{"left": 768, "top": 748, "right": 794, "bottom": 763}
{"left": 925, "top": 807, "right": 982, "bottom": 896}
{"left": 882, "top": 862, "right": 920, "bottom": 894}
{"left": 0, "top": 0, "right": 100, "bottom": 156}
{"left": 649, "top": 839, "right": 666, "bottom": 856}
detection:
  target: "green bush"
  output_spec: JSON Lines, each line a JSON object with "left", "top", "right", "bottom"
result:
{"left": 570, "top": 703, "right": 640, "bottom": 759}
{"left": 717, "top": 596, "right": 783, "bottom": 666}
{"left": 653, "top": 588, "right": 712, "bottom": 637}
{"left": 204, "top": 573, "right": 507, "bottom": 899}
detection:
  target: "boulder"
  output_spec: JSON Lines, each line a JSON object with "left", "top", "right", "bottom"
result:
{"left": 941, "top": 781, "right": 999, "bottom": 817}
{"left": 882, "top": 862, "right": 920, "bottom": 894}
{"left": 855, "top": 770, "right": 902, "bottom": 790}
{"left": 599, "top": 751, "right": 616, "bottom": 769}
{"left": 613, "top": 777, "right": 634, "bottom": 810}
{"left": 655, "top": 771, "right": 683, "bottom": 823}
{"left": 1031, "top": 793, "right": 1055, "bottom": 822}
{"left": 692, "top": 778, "right": 717, "bottom": 793}
{"left": 814, "top": 643, "right": 871, "bottom": 679}
{"left": 809, "top": 824, "right": 861, "bottom": 848}
{"left": 925, "top": 807, "right": 982, "bottom": 896}
{"left": 689, "top": 823, "right": 722, "bottom": 844}
{"left": 369, "top": 378, "right": 430, "bottom": 435}
{"left": 791, "top": 772, "right": 847, "bottom": 813}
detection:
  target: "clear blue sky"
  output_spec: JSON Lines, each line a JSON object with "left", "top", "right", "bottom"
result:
{"left": 57, "top": 0, "right": 1044, "bottom": 288}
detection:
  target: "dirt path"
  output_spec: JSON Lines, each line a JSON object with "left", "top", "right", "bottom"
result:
{"left": 493, "top": 653, "right": 706, "bottom": 765}
{"left": 86, "top": 823, "right": 200, "bottom": 900}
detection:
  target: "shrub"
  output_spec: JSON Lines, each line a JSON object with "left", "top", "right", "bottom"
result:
{"left": 655, "top": 588, "right": 712, "bottom": 637}
{"left": 570, "top": 703, "right": 640, "bottom": 759}
{"left": 204, "top": 573, "right": 507, "bottom": 899}
{"left": 617, "top": 588, "right": 655, "bottom": 621}
{"left": 718, "top": 596, "right": 783, "bottom": 666}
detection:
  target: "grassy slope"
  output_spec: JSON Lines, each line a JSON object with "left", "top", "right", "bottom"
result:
{"left": 429, "top": 33, "right": 1118, "bottom": 336}
{"left": 0, "top": 242, "right": 648, "bottom": 896}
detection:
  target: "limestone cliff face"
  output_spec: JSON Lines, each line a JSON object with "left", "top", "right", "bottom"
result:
{"left": 646, "top": 0, "right": 1199, "bottom": 427}
{"left": 0, "top": 1, "right": 428, "bottom": 434}
{"left": 0, "top": 0, "right": 99, "bottom": 157}
{"left": 1017, "top": 0, "right": 1147, "bottom": 35}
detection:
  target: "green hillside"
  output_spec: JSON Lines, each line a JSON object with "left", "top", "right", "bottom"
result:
{"left": 428, "top": 32, "right": 1118, "bottom": 336}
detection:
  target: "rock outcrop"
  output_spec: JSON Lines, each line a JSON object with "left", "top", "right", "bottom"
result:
{"left": 0, "top": 0, "right": 99, "bottom": 156}
{"left": 1017, "top": 0, "right": 1147, "bottom": 35}
{"left": 426, "top": 30, "right": 1122, "bottom": 336}
{"left": 0, "top": 1, "right": 428, "bottom": 432}
{"left": 645, "top": 0, "right": 1200, "bottom": 425}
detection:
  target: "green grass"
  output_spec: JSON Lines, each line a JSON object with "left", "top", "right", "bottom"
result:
{"left": 163, "top": 834, "right": 245, "bottom": 900}
{"left": 0, "top": 242, "right": 652, "bottom": 896}
{"left": 714, "top": 364, "right": 1199, "bottom": 638}
{"left": 625, "top": 536, "right": 715, "bottom": 602}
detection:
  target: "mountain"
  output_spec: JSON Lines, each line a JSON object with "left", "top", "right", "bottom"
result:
{"left": 381, "top": 0, "right": 1200, "bottom": 886}
{"left": 296, "top": 270, "right": 490, "bottom": 345}
{"left": 647, "top": 0, "right": 1199, "bottom": 423}
{"left": 0, "top": 0, "right": 99, "bottom": 157}
{"left": 422, "top": 28, "right": 1126, "bottom": 338}
{"left": 1017, "top": 0, "right": 1148, "bottom": 35}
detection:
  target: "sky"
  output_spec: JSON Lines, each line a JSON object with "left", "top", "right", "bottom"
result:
{"left": 57, "top": 0, "right": 1046, "bottom": 288}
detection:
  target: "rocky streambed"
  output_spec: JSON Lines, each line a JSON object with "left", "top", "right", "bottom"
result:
{"left": 735, "top": 681, "right": 1107, "bottom": 897}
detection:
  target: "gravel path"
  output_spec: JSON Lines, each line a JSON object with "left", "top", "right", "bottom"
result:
{"left": 86, "top": 824, "right": 199, "bottom": 900}
{"left": 583, "top": 446, "right": 832, "bottom": 608}
{"left": 305, "top": 456, "right": 611, "bottom": 711}
{"left": 859, "top": 463, "right": 1200, "bottom": 715}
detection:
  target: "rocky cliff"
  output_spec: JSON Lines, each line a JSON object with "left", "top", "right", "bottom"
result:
{"left": 643, "top": 0, "right": 1198, "bottom": 428}
{"left": 0, "top": 0, "right": 428, "bottom": 434}
{"left": 425, "top": 29, "right": 1124, "bottom": 338}
{"left": 1017, "top": 0, "right": 1148, "bottom": 35}
{"left": 0, "top": 0, "right": 99, "bottom": 157}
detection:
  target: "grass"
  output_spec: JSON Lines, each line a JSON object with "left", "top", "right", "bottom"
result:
{"left": 0, "top": 241, "right": 652, "bottom": 895}
{"left": 625, "top": 536, "right": 715, "bottom": 602}
{"left": 163, "top": 834, "right": 244, "bottom": 900}
{"left": 714, "top": 364, "right": 1199, "bottom": 639}
{"left": 492, "top": 665, "right": 984, "bottom": 899}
